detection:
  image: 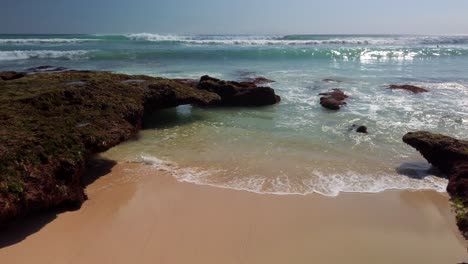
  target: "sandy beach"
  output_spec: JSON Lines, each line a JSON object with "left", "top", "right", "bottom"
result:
{"left": 0, "top": 161, "right": 466, "bottom": 264}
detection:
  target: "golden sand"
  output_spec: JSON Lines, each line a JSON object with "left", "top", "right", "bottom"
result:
{"left": 0, "top": 162, "right": 466, "bottom": 264}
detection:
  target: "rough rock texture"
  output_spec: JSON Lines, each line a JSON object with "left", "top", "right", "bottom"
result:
{"left": 0, "top": 70, "right": 225, "bottom": 225}
{"left": 403, "top": 131, "right": 468, "bottom": 238}
{"left": 388, "top": 85, "right": 428, "bottom": 93}
{"left": 319, "top": 89, "right": 349, "bottom": 110}
{"left": 197, "top": 75, "right": 281, "bottom": 106}
{"left": 0, "top": 71, "right": 26, "bottom": 81}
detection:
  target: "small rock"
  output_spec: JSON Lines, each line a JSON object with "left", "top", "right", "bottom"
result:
{"left": 319, "top": 89, "right": 348, "bottom": 110}
{"left": 25, "top": 65, "right": 69, "bottom": 74}
{"left": 356, "top": 126, "right": 368, "bottom": 134}
{"left": 322, "top": 78, "right": 343, "bottom": 83}
{"left": 387, "top": 85, "right": 428, "bottom": 93}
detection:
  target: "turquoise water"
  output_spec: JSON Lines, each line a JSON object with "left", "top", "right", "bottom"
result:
{"left": 2, "top": 34, "right": 467, "bottom": 195}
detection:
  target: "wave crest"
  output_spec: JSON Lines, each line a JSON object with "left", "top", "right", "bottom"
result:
{"left": 0, "top": 38, "right": 99, "bottom": 44}
{"left": 0, "top": 50, "right": 90, "bottom": 61}
{"left": 122, "top": 33, "right": 468, "bottom": 46}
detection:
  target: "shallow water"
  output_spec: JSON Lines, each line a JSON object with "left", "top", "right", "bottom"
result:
{"left": 1, "top": 34, "right": 467, "bottom": 195}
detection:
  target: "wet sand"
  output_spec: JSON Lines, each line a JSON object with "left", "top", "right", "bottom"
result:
{"left": 0, "top": 162, "right": 466, "bottom": 264}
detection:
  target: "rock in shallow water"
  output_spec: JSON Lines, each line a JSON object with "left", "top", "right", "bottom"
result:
{"left": 319, "top": 89, "right": 349, "bottom": 110}
{"left": 356, "top": 125, "right": 368, "bottom": 134}
{"left": 403, "top": 131, "right": 468, "bottom": 239}
{"left": 322, "top": 78, "right": 343, "bottom": 83}
{"left": 388, "top": 84, "right": 428, "bottom": 93}
{"left": 197, "top": 75, "right": 281, "bottom": 106}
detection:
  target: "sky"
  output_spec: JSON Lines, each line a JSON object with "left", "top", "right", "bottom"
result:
{"left": 1, "top": 0, "right": 468, "bottom": 35}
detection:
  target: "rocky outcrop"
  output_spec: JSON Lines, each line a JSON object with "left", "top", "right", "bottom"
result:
{"left": 319, "top": 89, "right": 348, "bottom": 110}
{"left": 403, "top": 131, "right": 468, "bottom": 238}
{"left": 0, "top": 71, "right": 25, "bottom": 81}
{"left": 197, "top": 75, "right": 281, "bottom": 106}
{"left": 388, "top": 85, "right": 428, "bottom": 93}
{"left": 0, "top": 69, "right": 282, "bottom": 226}
{"left": 0, "top": 68, "right": 280, "bottom": 226}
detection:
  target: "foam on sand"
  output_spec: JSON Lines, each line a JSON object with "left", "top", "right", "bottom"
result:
{"left": 138, "top": 155, "right": 448, "bottom": 197}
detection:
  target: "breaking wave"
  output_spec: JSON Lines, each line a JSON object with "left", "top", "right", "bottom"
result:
{"left": 138, "top": 155, "right": 447, "bottom": 197}
{"left": 0, "top": 38, "right": 99, "bottom": 44}
{"left": 0, "top": 50, "right": 90, "bottom": 61}
{"left": 123, "top": 33, "right": 468, "bottom": 46}
{"left": 2, "top": 47, "right": 466, "bottom": 62}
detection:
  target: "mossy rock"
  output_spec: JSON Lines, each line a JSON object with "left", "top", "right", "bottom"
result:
{"left": 0, "top": 71, "right": 221, "bottom": 224}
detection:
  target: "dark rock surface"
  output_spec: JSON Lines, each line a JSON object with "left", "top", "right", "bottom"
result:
{"left": 197, "top": 75, "right": 281, "bottom": 106}
{"left": 388, "top": 85, "right": 428, "bottom": 93}
{"left": 356, "top": 126, "right": 368, "bottom": 134}
{"left": 319, "top": 89, "right": 349, "bottom": 110}
{"left": 0, "top": 71, "right": 26, "bottom": 81}
{"left": 403, "top": 131, "right": 468, "bottom": 239}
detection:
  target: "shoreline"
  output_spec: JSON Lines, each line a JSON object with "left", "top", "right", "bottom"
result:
{"left": 0, "top": 69, "right": 279, "bottom": 227}
{"left": 0, "top": 162, "right": 466, "bottom": 263}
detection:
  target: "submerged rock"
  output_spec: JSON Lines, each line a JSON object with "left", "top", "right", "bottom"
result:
{"left": 322, "top": 78, "right": 343, "bottom": 83}
{"left": 197, "top": 75, "right": 281, "bottom": 106}
{"left": 356, "top": 125, "right": 368, "bottom": 134}
{"left": 403, "top": 131, "right": 468, "bottom": 239}
{"left": 388, "top": 85, "right": 428, "bottom": 93}
{"left": 319, "top": 89, "right": 349, "bottom": 110}
{"left": 0, "top": 71, "right": 25, "bottom": 81}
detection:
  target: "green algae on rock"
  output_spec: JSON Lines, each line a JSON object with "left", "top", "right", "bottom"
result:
{"left": 1, "top": 70, "right": 259, "bottom": 225}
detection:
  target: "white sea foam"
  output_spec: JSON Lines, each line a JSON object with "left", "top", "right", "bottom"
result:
{"left": 0, "top": 38, "right": 98, "bottom": 44}
{"left": 359, "top": 49, "right": 419, "bottom": 62}
{"left": 308, "top": 171, "right": 447, "bottom": 197}
{"left": 124, "top": 33, "right": 468, "bottom": 46}
{"left": 0, "top": 50, "right": 90, "bottom": 61}
{"left": 138, "top": 155, "right": 448, "bottom": 197}
{"left": 126, "top": 33, "right": 193, "bottom": 42}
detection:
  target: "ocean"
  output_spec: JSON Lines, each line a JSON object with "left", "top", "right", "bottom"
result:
{"left": 1, "top": 33, "right": 467, "bottom": 196}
